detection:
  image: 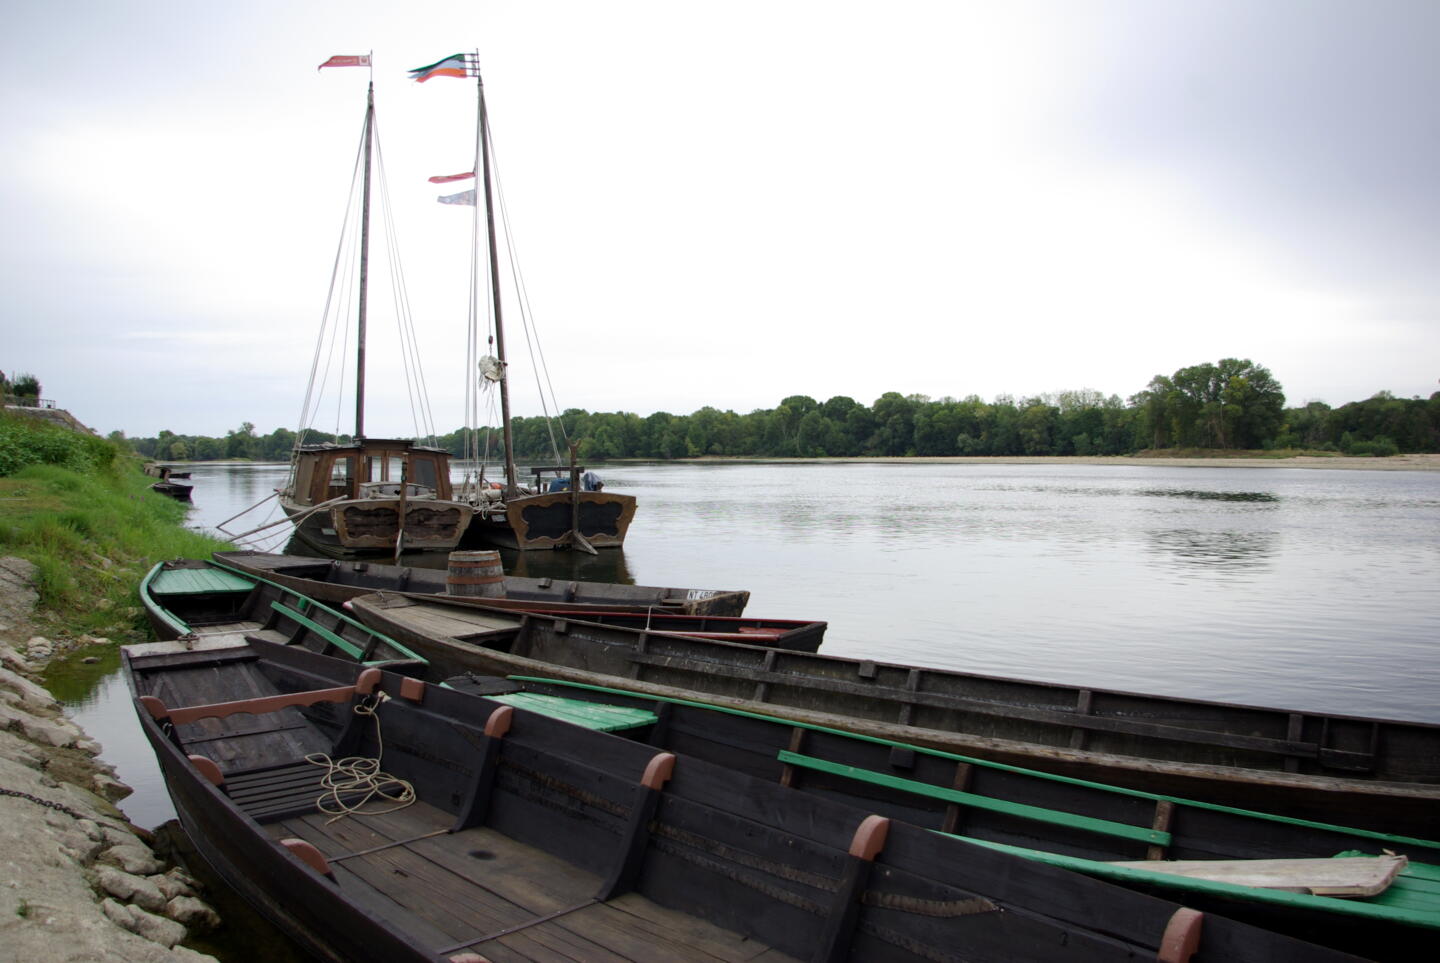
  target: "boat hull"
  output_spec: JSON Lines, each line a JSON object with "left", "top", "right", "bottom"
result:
{"left": 470, "top": 490, "right": 637, "bottom": 550}
{"left": 350, "top": 592, "right": 1440, "bottom": 838}
{"left": 213, "top": 549, "right": 751, "bottom": 616}
{"left": 442, "top": 674, "right": 1440, "bottom": 956}
{"left": 124, "top": 639, "right": 1361, "bottom": 963}
{"left": 280, "top": 496, "right": 472, "bottom": 557}
{"left": 139, "top": 558, "right": 429, "bottom": 670}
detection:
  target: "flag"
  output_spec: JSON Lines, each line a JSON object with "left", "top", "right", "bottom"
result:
{"left": 318, "top": 54, "right": 371, "bottom": 71}
{"left": 409, "top": 53, "right": 475, "bottom": 82}
{"left": 437, "top": 189, "right": 477, "bottom": 206}
{"left": 428, "top": 171, "right": 476, "bottom": 184}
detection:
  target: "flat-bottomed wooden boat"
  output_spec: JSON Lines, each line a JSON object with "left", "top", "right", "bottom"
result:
{"left": 214, "top": 549, "right": 751, "bottom": 617}
{"left": 444, "top": 673, "right": 1439, "bottom": 958}
{"left": 348, "top": 591, "right": 1440, "bottom": 838}
{"left": 123, "top": 636, "right": 1360, "bottom": 962}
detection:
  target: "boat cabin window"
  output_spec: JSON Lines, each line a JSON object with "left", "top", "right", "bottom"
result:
{"left": 364, "top": 455, "right": 406, "bottom": 483}
{"left": 410, "top": 455, "right": 439, "bottom": 491}
{"left": 327, "top": 456, "right": 355, "bottom": 499}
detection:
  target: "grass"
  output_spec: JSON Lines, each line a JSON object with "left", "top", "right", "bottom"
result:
{"left": 0, "top": 414, "right": 231, "bottom": 642}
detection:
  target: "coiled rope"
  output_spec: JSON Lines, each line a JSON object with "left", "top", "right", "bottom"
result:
{"left": 304, "top": 692, "right": 416, "bottom": 824}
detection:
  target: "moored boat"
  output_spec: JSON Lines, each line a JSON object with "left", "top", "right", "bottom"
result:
{"left": 122, "top": 633, "right": 1362, "bottom": 962}
{"left": 279, "top": 439, "right": 474, "bottom": 558}
{"left": 348, "top": 591, "right": 1440, "bottom": 838}
{"left": 140, "top": 558, "right": 426, "bottom": 672}
{"left": 272, "top": 70, "right": 473, "bottom": 558}
{"left": 445, "top": 673, "right": 1439, "bottom": 958}
{"left": 150, "top": 479, "right": 193, "bottom": 501}
{"left": 213, "top": 548, "right": 751, "bottom": 616}
{"left": 425, "top": 52, "right": 636, "bottom": 552}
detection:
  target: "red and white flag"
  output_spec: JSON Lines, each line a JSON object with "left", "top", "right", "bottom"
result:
{"left": 318, "top": 54, "right": 371, "bottom": 71}
{"left": 428, "top": 172, "right": 476, "bottom": 184}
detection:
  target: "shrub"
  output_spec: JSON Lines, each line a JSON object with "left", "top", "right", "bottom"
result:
{"left": 0, "top": 413, "right": 118, "bottom": 476}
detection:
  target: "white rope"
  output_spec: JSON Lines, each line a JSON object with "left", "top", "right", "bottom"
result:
{"left": 304, "top": 692, "right": 416, "bottom": 824}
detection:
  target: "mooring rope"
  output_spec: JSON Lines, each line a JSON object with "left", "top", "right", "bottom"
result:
{"left": 304, "top": 692, "right": 416, "bottom": 824}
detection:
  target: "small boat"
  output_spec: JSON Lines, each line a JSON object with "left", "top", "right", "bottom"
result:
{"left": 153, "top": 556, "right": 813, "bottom": 657}
{"left": 150, "top": 479, "right": 193, "bottom": 501}
{"left": 445, "top": 673, "right": 1439, "bottom": 958}
{"left": 122, "top": 633, "right": 1361, "bottom": 962}
{"left": 348, "top": 592, "right": 1440, "bottom": 838}
{"left": 213, "top": 549, "right": 752, "bottom": 616}
{"left": 140, "top": 559, "right": 427, "bottom": 672}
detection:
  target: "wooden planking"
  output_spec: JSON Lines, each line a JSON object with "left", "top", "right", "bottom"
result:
{"left": 150, "top": 566, "right": 255, "bottom": 595}
{"left": 1103, "top": 855, "right": 1408, "bottom": 896}
{"left": 489, "top": 691, "right": 658, "bottom": 732}
{"left": 270, "top": 801, "right": 793, "bottom": 961}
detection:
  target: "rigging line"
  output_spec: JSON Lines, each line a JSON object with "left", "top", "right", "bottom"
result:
{"left": 298, "top": 115, "right": 369, "bottom": 447}
{"left": 371, "top": 128, "right": 436, "bottom": 444}
{"left": 486, "top": 119, "right": 566, "bottom": 463}
{"left": 316, "top": 151, "right": 363, "bottom": 441}
{"left": 484, "top": 120, "right": 565, "bottom": 445}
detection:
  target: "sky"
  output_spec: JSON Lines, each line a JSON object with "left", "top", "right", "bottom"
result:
{"left": 3, "top": 0, "right": 1438, "bottom": 439}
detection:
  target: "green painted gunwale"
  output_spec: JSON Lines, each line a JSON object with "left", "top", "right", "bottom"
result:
{"left": 507, "top": 673, "right": 1440, "bottom": 927}
{"left": 142, "top": 559, "right": 427, "bottom": 667}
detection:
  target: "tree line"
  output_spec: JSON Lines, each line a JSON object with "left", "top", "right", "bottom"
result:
{"left": 120, "top": 358, "right": 1440, "bottom": 462}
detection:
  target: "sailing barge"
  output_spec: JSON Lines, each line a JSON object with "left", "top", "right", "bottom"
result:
{"left": 123, "top": 635, "right": 1360, "bottom": 962}
{"left": 347, "top": 592, "right": 1440, "bottom": 838}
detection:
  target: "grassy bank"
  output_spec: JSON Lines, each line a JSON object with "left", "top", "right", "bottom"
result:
{"left": 0, "top": 412, "right": 230, "bottom": 641}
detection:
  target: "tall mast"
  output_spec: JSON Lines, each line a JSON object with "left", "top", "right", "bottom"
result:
{"left": 355, "top": 82, "right": 375, "bottom": 441}
{"left": 476, "top": 66, "right": 518, "bottom": 494}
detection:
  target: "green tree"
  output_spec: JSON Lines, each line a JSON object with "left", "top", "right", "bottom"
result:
{"left": 225, "top": 422, "right": 258, "bottom": 459}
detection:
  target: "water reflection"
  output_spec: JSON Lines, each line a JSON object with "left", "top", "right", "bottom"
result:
{"left": 1146, "top": 527, "right": 1277, "bottom": 572}
{"left": 1139, "top": 488, "right": 1280, "bottom": 504}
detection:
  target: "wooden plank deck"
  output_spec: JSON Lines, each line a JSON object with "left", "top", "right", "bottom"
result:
{"left": 268, "top": 801, "right": 796, "bottom": 962}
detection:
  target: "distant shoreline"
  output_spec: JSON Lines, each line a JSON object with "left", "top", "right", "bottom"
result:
{"left": 662, "top": 453, "right": 1440, "bottom": 472}
{"left": 150, "top": 454, "right": 1440, "bottom": 472}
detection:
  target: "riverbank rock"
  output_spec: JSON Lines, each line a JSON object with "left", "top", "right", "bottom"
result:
{"left": 0, "top": 555, "right": 221, "bottom": 961}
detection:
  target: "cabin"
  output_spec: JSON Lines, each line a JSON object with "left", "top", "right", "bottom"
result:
{"left": 288, "top": 440, "right": 456, "bottom": 507}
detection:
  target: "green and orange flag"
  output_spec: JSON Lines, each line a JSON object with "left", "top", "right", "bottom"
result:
{"left": 408, "top": 53, "right": 477, "bottom": 82}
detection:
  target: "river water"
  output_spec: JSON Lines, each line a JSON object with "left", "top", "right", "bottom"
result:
{"left": 58, "top": 459, "right": 1440, "bottom": 831}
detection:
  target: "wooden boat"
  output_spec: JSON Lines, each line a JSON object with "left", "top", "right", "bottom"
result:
{"left": 150, "top": 556, "right": 814, "bottom": 657}
{"left": 280, "top": 440, "right": 475, "bottom": 558}
{"left": 213, "top": 549, "right": 752, "bottom": 616}
{"left": 443, "top": 53, "right": 635, "bottom": 552}
{"left": 150, "top": 479, "right": 193, "bottom": 501}
{"left": 348, "top": 592, "right": 1440, "bottom": 838}
{"left": 275, "top": 80, "right": 473, "bottom": 558}
{"left": 445, "top": 673, "right": 1439, "bottom": 958}
{"left": 121, "top": 633, "right": 1360, "bottom": 962}
{"left": 140, "top": 559, "right": 427, "bottom": 672}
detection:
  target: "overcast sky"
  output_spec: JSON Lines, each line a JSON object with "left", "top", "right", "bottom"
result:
{"left": 3, "top": 1, "right": 1438, "bottom": 439}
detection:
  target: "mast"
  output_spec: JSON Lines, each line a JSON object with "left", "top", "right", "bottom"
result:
{"left": 355, "top": 82, "right": 376, "bottom": 441}
{"left": 476, "top": 66, "right": 519, "bottom": 494}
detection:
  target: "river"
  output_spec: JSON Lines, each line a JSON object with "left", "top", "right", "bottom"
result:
{"left": 57, "top": 459, "right": 1440, "bottom": 832}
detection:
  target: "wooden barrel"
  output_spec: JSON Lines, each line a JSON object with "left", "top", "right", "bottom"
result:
{"left": 445, "top": 550, "right": 506, "bottom": 598}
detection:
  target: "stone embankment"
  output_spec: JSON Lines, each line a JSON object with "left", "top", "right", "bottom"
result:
{"left": 0, "top": 557, "right": 220, "bottom": 962}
